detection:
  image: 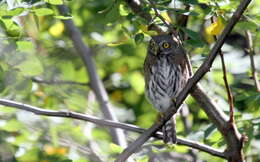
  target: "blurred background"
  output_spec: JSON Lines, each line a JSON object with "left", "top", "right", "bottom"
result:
{"left": 0, "top": 0, "right": 259, "bottom": 161}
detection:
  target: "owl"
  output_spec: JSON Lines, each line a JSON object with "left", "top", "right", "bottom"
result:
{"left": 144, "top": 34, "right": 188, "bottom": 143}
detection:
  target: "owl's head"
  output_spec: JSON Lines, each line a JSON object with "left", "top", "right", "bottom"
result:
{"left": 148, "top": 34, "right": 181, "bottom": 56}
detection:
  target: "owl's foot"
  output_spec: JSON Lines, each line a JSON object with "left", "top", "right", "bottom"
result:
{"left": 156, "top": 112, "right": 164, "bottom": 122}
{"left": 163, "top": 116, "right": 177, "bottom": 144}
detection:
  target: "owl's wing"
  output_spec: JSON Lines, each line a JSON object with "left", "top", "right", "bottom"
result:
{"left": 170, "top": 45, "right": 189, "bottom": 83}
{"left": 143, "top": 54, "right": 157, "bottom": 86}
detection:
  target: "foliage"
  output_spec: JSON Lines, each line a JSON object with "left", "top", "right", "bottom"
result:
{"left": 0, "top": 0, "right": 259, "bottom": 161}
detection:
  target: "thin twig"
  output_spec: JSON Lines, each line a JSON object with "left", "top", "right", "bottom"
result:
{"left": 147, "top": 0, "right": 172, "bottom": 29}
{"left": 0, "top": 98, "right": 226, "bottom": 158}
{"left": 245, "top": 30, "right": 260, "bottom": 92}
{"left": 116, "top": 1, "right": 251, "bottom": 161}
{"left": 57, "top": 5, "right": 127, "bottom": 147}
{"left": 210, "top": 17, "right": 235, "bottom": 123}
{"left": 32, "top": 77, "right": 88, "bottom": 86}
{"left": 125, "top": 0, "right": 164, "bottom": 34}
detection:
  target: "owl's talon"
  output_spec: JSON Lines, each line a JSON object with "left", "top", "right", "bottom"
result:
{"left": 156, "top": 112, "right": 164, "bottom": 122}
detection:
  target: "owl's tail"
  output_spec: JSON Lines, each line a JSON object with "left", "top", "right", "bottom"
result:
{"left": 163, "top": 115, "right": 177, "bottom": 144}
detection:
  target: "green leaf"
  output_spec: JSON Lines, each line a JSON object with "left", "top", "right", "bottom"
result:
{"left": 4, "top": 69, "right": 20, "bottom": 86}
{"left": 181, "top": 27, "right": 204, "bottom": 47}
{"left": 1, "top": 119, "right": 24, "bottom": 132}
{"left": 17, "top": 148, "right": 39, "bottom": 161}
{"left": 5, "top": 7, "right": 24, "bottom": 16}
{"left": 185, "top": 39, "right": 204, "bottom": 47}
{"left": 212, "top": 70, "right": 234, "bottom": 86}
{"left": 1, "top": 18, "right": 21, "bottom": 37}
{"left": 204, "top": 124, "right": 217, "bottom": 139}
{"left": 33, "top": 8, "right": 54, "bottom": 16}
{"left": 54, "top": 15, "right": 73, "bottom": 20}
{"left": 180, "top": 0, "right": 198, "bottom": 4}
{"left": 158, "top": 7, "right": 199, "bottom": 16}
{"left": 50, "top": 125, "right": 58, "bottom": 146}
{"left": 64, "top": 93, "right": 87, "bottom": 111}
{"left": 98, "top": 1, "right": 115, "bottom": 14}
{"left": 101, "top": 1, "right": 120, "bottom": 23}
{"left": 157, "top": 0, "right": 172, "bottom": 5}
{"left": 137, "top": 156, "right": 149, "bottom": 162}
{"left": 44, "top": 0, "right": 63, "bottom": 5}
{"left": 16, "top": 41, "right": 34, "bottom": 51}
{"left": 15, "top": 78, "right": 32, "bottom": 92}
{"left": 15, "top": 53, "right": 43, "bottom": 76}
{"left": 134, "top": 33, "right": 144, "bottom": 45}
{"left": 181, "top": 27, "right": 201, "bottom": 41}
{"left": 110, "top": 143, "right": 123, "bottom": 154}
{"left": 119, "top": 4, "right": 129, "bottom": 16}
{"left": 237, "top": 21, "right": 258, "bottom": 31}
{"left": 92, "top": 128, "right": 111, "bottom": 141}
{"left": 58, "top": 61, "right": 76, "bottom": 80}
{"left": 0, "top": 19, "right": 6, "bottom": 30}
{"left": 130, "top": 71, "right": 145, "bottom": 94}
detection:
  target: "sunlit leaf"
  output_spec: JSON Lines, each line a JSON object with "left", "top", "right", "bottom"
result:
{"left": 64, "top": 93, "right": 87, "bottom": 111}
{"left": 161, "top": 12, "right": 172, "bottom": 23}
{"left": 44, "top": 0, "right": 63, "bottom": 5}
{"left": 181, "top": 27, "right": 204, "bottom": 47}
{"left": 110, "top": 143, "right": 123, "bottom": 153}
{"left": 157, "top": 7, "right": 199, "bottom": 16}
{"left": 102, "top": 1, "right": 120, "bottom": 23}
{"left": 205, "top": 17, "right": 225, "bottom": 36}
{"left": 174, "top": 145, "right": 189, "bottom": 153}
{"left": 33, "top": 8, "right": 54, "bottom": 16}
{"left": 130, "top": 71, "right": 145, "bottom": 94}
{"left": 1, "top": 119, "right": 24, "bottom": 132}
{"left": 16, "top": 41, "right": 34, "bottom": 51}
{"left": 92, "top": 128, "right": 111, "bottom": 141}
{"left": 137, "top": 156, "right": 149, "bottom": 162}
{"left": 119, "top": 4, "right": 129, "bottom": 16}
{"left": 1, "top": 19, "right": 21, "bottom": 37}
{"left": 107, "top": 36, "right": 129, "bottom": 47}
{"left": 50, "top": 125, "right": 58, "bottom": 146}
{"left": 58, "top": 61, "right": 75, "bottom": 80}
{"left": 5, "top": 7, "right": 24, "bottom": 16}
{"left": 17, "top": 148, "right": 38, "bottom": 161}
{"left": 49, "top": 21, "right": 64, "bottom": 37}
{"left": 54, "top": 15, "right": 73, "bottom": 20}
{"left": 204, "top": 124, "right": 217, "bottom": 139}
{"left": 15, "top": 53, "right": 43, "bottom": 76}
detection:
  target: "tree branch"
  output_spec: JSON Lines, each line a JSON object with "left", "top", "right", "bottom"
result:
{"left": 245, "top": 30, "right": 260, "bottom": 92}
{"left": 125, "top": 0, "right": 164, "bottom": 34}
{"left": 210, "top": 17, "right": 235, "bottom": 124}
{"left": 147, "top": 0, "right": 172, "bottom": 29}
{"left": 117, "top": 0, "right": 251, "bottom": 161}
{"left": 0, "top": 98, "right": 226, "bottom": 159}
{"left": 57, "top": 5, "right": 127, "bottom": 147}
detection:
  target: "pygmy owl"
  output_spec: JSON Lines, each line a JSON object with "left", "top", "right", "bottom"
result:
{"left": 144, "top": 34, "right": 188, "bottom": 143}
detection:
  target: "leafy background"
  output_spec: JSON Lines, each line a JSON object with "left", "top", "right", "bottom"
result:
{"left": 0, "top": 0, "right": 259, "bottom": 161}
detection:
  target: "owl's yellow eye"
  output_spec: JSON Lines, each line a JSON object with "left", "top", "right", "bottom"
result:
{"left": 162, "top": 42, "right": 170, "bottom": 48}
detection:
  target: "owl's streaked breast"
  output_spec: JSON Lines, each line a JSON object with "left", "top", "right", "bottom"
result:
{"left": 146, "top": 56, "right": 182, "bottom": 112}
